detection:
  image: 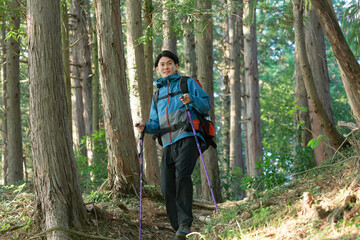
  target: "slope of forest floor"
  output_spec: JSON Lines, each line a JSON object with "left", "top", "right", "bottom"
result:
{"left": 1, "top": 154, "right": 360, "bottom": 240}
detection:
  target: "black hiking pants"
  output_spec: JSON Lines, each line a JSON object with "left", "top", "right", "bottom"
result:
{"left": 160, "top": 137, "right": 199, "bottom": 231}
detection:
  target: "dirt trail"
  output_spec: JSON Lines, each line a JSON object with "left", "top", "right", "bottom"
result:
{"left": 0, "top": 186, "right": 216, "bottom": 240}
{"left": 95, "top": 198, "right": 215, "bottom": 240}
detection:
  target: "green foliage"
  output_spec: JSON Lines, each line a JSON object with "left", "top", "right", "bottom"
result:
{"left": 292, "top": 144, "right": 314, "bottom": 172}
{"left": 307, "top": 134, "right": 326, "bottom": 149}
{"left": 257, "top": 153, "right": 290, "bottom": 190}
{"left": 288, "top": 105, "right": 307, "bottom": 117}
{"left": 250, "top": 204, "right": 272, "bottom": 227}
{"left": 85, "top": 190, "right": 112, "bottom": 203}
{"left": 238, "top": 152, "right": 294, "bottom": 193}
{"left": 0, "top": 182, "right": 34, "bottom": 236}
{"left": 340, "top": 1, "right": 359, "bottom": 56}
{"left": 325, "top": 45, "right": 354, "bottom": 132}
{"left": 257, "top": 1, "right": 296, "bottom": 164}
{"left": 259, "top": 50, "right": 295, "bottom": 158}
{"left": 0, "top": 183, "right": 26, "bottom": 196}
{"left": 5, "top": 28, "right": 23, "bottom": 42}
{"left": 0, "top": 222, "right": 11, "bottom": 232}
{"left": 221, "top": 167, "right": 245, "bottom": 200}
{"left": 75, "top": 128, "right": 108, "bottom": 190}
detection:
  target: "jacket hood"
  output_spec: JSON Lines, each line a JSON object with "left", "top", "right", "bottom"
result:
{"left": 156, "top": 73, "right": 181, "bottom": 88}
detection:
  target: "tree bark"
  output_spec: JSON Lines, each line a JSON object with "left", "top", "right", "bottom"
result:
{"left": 61, "top": 0, "right": 72, "bottom": 137}
{"left": 162, "top": 0, "right": 177, "bottom": 54}
{"left": 94, "top": 0, "right": 140, "bottom": 195}
{"left": 310, "top": 0, "right": 360, "bottom": 129}
{"left": 126, "top": 0, "right": 159, "bottom": 187}
{"left": 183, "top": 13, "right": 199, "bottom": 196}
{"left": 1, "top": 21, "right": 8, "bottom": 185}
{"left": 243, "top": 0, "right": 262, "bottom": 177}
{"left": 304, "top": 6, "right": 334, "bottom": 164}
{"left": 292, "top": 0, "right": 346, "bottom": 149}
{"left": 309, "top": 0, "right": 360, "bottom": 128}
{"left": 91, "top": 14, "right": 100, "bottom": 134}
{"left": 82, "top": 0, "right": 93, "bottom": 138}
{"left": 195, "top": 0, "right": 223, "bottom": 203}
{"left": 125, "top": 0, "right": 145, "bottom": 130}
{"left": 27, "top": 0, "right": 86, "bottom": 238}
{"left": 222, "top": 5, "right": 230, "bottom": 171}
{"left": 143, "top": 0, "right": 160, "bottom": 187}
{"left": 69, "top": 0, "right": 92, "bottom": 154}
{"left": 6, "top": 0, "right": 23, "bottom": 184}
{"left": 183, "top": 16, "right": 197, "bottom": 79}
{"left": 294, "top": 46, "right": 315, "bottom": 168}
{"left": 229, "top": 0, "right": 244, "bottom": 184}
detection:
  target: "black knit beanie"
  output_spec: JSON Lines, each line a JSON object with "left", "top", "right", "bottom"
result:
{"left": 154, "top": 50, "right": 179, "bottom": 68}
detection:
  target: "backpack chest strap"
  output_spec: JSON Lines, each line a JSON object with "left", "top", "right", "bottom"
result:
{"left": 154, "top": 76, "right": 190, "bottom": 107}
{"left": 157, "top": 90, "right": 182, "bottom": 102}
{"left": 152, "top": 120, "right": 189, "bottom": 140}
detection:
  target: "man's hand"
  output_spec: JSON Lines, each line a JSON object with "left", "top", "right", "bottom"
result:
{"left": 135, "top": 122, "right": 145, "bottom": 132}
{"left": 179, "top": 93, "right": 190, "bottom": 105}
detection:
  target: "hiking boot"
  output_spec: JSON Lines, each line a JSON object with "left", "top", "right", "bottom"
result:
{"left": 173, "top": 223, "right": 190, "bottom": 239}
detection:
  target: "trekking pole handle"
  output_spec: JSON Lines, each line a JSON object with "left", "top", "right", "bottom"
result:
{"left": 180, "top": 95, "right": 190, "bottom": 110}
{"left": 135, "top": 123, "right": 145, "bottom": 140}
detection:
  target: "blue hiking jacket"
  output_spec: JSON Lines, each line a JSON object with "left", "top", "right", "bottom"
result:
{"left": 144, "top": 73, "right": 211, "bottom": 148}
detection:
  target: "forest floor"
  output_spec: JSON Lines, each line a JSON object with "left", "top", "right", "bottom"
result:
{"left": 1, "top": 155, "right": 360, "bottom": 240}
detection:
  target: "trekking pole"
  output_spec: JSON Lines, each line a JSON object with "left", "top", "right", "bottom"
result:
{"left": 135, "top": 124, "right": 145, "bottom": 240}
{"left": 183, "top": 103, "right": 219, "bottom": 214}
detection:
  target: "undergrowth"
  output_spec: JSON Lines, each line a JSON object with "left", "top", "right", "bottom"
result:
{"left": 194, "top": 141, "right": 360, "bottom": 240}
{"left": 1, "top": 132, "right": 359, "bottom": 239}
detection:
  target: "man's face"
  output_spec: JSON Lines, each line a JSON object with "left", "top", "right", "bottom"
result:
{"left": 156, "top": 56, "right": 179, "bottom": 78}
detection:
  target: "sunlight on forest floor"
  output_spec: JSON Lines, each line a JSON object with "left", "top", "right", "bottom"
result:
{"left": 1, "top": 155, "right": 360, "bottom": 239}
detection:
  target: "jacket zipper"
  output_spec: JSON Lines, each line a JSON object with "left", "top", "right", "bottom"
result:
{"left": 166, "top": 79, "right": 173, "bottom": 144}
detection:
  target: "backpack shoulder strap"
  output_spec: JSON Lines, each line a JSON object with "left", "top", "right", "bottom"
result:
{"left": 179, "top": 76, "right": 190, "bottom": 94}
{"left": 153, "top": 89, "right": 159, "bottom": 108}
{"left": 155, "top": 76, "right": 190, "bottom": 107}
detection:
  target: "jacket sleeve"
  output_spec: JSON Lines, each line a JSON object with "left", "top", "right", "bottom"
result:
{"left": 144, "top": 97, "right": 160, "bottom": 134}
{"left": 187, "top": 78, "right": 211, "bottom": 114}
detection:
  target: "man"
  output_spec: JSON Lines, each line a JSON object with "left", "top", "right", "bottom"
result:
{"left": 136, "top": 50, "right": 211, "bottom": 239}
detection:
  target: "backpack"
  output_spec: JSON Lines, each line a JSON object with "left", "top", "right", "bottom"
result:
{"left": 153, "top": 76, "right": 217, "bottom": 152}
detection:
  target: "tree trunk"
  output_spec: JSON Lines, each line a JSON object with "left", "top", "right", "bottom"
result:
{"left": 222, "top": 5, "right": 230, "bottom": 171}
{"left": 126, "top": 0, "right": 159, "bottom": 187}
{"left": 292, "top": 0, "right": 346, "bottom": 149}
{"left": 143, "top": 0, "right": 160, "bottom": 187}
{"left": 61, "top": 0, "right": 72, "bottom": 136}
{"left": 195, "top": 0, "right": 223, "bottom": 203}
{"left": 162, "top": 0, "right": 177, "bottom": 54}
{"left": 81, "top": 0, "right": 93, "bottom": 138}
{"left": 229, "top": 0, "right": 244, "bottom": 183}
{"left": 310, "top": 0, "right": 360, "bottom": 128}
{"left": 183, "top": 13, "right": 200, "bottom": 197}
{"left": 91, "top": 15, "right": 100, "bottom": 134}
{"left": 94, "top": 0, "right": 140, "bottom": 195}
{"left": 69, "top": 0, "right": 92, "bottom": 154}
{"left": 304, "top": 6, "right": 334, "bottom": 164}
{"left": 294, "top": 46, "right": 315, "bottom": 169}
{"left": 6, "top": 0, "right": 23, "bottom": 184}
{"left": 1, "top": 22, "right": 8, "bottom": 185}
{"left": 27, "top": 1, "right": 86, "bottom": 238}
{"left": 243, "top": 0, "right": 262, "bottom": 177}
{"left": 183, "top": 16, "right": 197, "bottom": 78}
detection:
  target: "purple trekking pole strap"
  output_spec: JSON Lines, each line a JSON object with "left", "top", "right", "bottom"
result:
{"left": 184, "top": 104, "right": 219, "bottom": 214}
